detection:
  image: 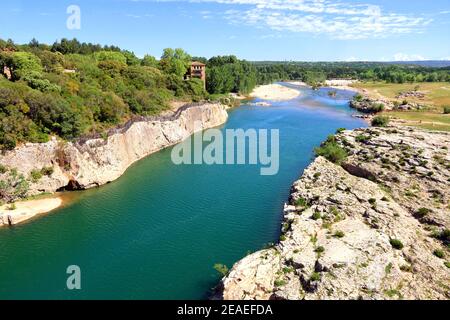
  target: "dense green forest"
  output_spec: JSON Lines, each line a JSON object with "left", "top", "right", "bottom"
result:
{"left": 254, "top": 61, "right": 450, "bottom": 86}
{"left": 1, "top": 38, "right": 449, "bottom": 151}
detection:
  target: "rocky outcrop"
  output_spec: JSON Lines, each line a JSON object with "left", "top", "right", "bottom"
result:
{"left": 220, "top": 126, "right": 449, "bottom": 300}
{"left": 350, "top": 96, "right": 392, "bottom": 113}
{"left": 0, "top": 103, "right": 228, "bottom": 199}
{"left": 396, "top": 91, "right": 426, "bottom": 100}
{"left": 350, "top": 94, "right": 424, "bottom": 113}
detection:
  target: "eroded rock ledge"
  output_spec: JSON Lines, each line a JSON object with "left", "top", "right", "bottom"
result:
{"left": 220, "top": 126, "right": 449, "bottom": 300}
{"left": 0, "top": 102, "right": 228, "bottom": 199}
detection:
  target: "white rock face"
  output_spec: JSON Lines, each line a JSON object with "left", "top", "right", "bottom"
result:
{"left": 220, "top": 126, "right": 449, "bottom": 300}
{"left": 0, "top": 103, "right": 228, "bottom": 195}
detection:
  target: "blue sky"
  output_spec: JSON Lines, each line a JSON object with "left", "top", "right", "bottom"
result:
{"left": 1, "top": 0, "right": 449, "bottom": 61}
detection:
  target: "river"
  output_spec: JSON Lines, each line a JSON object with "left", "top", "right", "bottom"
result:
{"left": 0, "top": 83, "right": 367, "bottom": 299}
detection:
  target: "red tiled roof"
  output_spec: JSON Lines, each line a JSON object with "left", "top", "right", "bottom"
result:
{"left": 191, "top": 61, "right": 206, "bottom": 66}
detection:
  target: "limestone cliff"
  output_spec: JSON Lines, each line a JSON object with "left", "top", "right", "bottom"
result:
{"left": 220, "top": 126, "right": 449, "bottom": 300}
{"left": 0, "top": 103, "right": 228, "bottom": 198}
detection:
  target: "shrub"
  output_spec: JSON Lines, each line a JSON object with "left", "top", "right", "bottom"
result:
{"left": 41, "top": 167, "right": 54, "bottom": 176}
{"left": 30, "top": 169, "right": 43, "bottom": 182}
{"left": 443, "top": 106, "right": 450, "bottom": 114}
{"left": 390, "top": 239, "right": 404, "bottom": 250}
{"left": 384, "top": 289, "right": 401, "bottom": 298}
{"left": 282, "top": 267, "right": 294, "bottom": 274}
{"left": 334, "top": 230, "right": 345, "bottom": 238}
{"left": 312, "top": 212, "right": 321, "bottom": 220}
{"left": 315, "top": 246, "right": 325, "bottom": 253}
{"left": 354, "top": 93, "right": 363, "bottom": 102}
{"left": 416, "top": 207, "right": 431, "bottom": 218}
{"left": 315, "top": 138, "right": 348, "bottom": 165}
{"left": 295, "top": 197, "right": 308, "bottom": 208}
{"left": 0, "top": 164, "right": 7, "bottom": 174}
{"left": 433, "top": 249, "right": 444, "bottom": 259}
{"left": 371, "top": 116, "right": 389, "bottom": 127}
{"left": 274, "top": 279, "right": 287, "bottom": 287}
{"left": 371, "top": 103, "right": 385, "bottom": 113}
{"left": 336, "top": 128, "right": 346, "bottom": 134}
{"left": 355, "top": 135, "right": 370, "bottom": 143}
{"left": 310, "top": 272, "right": 321, "bottom": 282}
{"left": 445, "top": 262, "right": 450, "bottom": 268}
{"left": 385, "top": 262, "right": 393, "bottom": 274}
{"left": 368, "top": 198, "right": 377, "bottom": 205}
{"left": 213, "top": 263, "right": 229, "bottom": 277}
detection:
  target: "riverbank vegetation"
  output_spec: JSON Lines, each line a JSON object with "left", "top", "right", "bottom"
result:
{"left": 253, "top": 61, "right": 450, "bottom": 86}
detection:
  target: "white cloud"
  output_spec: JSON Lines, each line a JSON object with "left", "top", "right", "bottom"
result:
{"left": 393, "top": 53, "right": 426, "bottom": 61}
{"left": 150, "top": 0, "right": 432, "bottom": 40}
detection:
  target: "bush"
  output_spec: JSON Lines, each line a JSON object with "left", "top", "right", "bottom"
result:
{"left": 334, "top": 230, "right": 345, "bottom": 238}
{"left": 213, "top": 263, "right": 229, "bottom": 277}
{"left": 314, "top": 137, "right": 348, "bottom": 165}
{"left": 41, "top": 167, "right": 54, "bottom": 176}
{"left": 312, "top": 211, "right": 321, "bottom": 220}
{"left": 355, "top": 135, "right": 370, "bottom": 143}
{"left": 371, "top": 103, "right": 385, "bottom": 113}
{"left": 274, "top": 279, "right": 287, "bottom": 287}
{"left": 310, "top": 272, "right": 321, "bottom": 282}
{"left": 30, "top": 169, "right": 43, "bottom": 182}
{"left": 416, "top": 207, "right": 431, "bottom": 218}
{"left": 371, "top": 116, "right": 389, "bottom": 127}
{"left": 315, "top": 246, "right": 325, "bottom": 253}
{"left": 433, "top": 249, "right": 444, "bottom": 259}
{"left": 295, "top": 197, "right": 308, "bottom": 208}
{"left": 390, "top": 238, "right": 404, "bottom": 250}
{"left": 443, "top": 106, "right": 450, "bottom": 114}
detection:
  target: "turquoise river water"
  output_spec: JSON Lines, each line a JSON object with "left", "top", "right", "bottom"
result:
{"left": 0, "top": 84, "right": 367, "bottom": 299}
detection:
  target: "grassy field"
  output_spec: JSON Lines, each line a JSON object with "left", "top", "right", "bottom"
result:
{"left": 353, "top": 82, "right": 450, "bottom": 131}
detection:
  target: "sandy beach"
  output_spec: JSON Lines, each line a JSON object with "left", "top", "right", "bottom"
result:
{"left": 0, "top": 196, "right": 63, "bottom": 227}
{"left": 324, "top": 79, "right": 359, "bottom": 92}
{"left": 250, "top": 84, "right": 301, "bottom": 101}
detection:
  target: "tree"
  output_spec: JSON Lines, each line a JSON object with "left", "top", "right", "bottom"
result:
{"left": 206, "top": 56, "right": 257, "bottom": 94}
{"left": 94, "top": 51, "right": 127, "bottom": 64}
{"left": 141, "top": 54, "right": 158, "bottom": 67}
{"left": 160, "top": 48, "right": 191, "bottom": 78}
{"left": 3, "top": 52, "right": 43, "bottom": 81}
{"left": 122, "top": 50, "right": 140, "bottom": 66}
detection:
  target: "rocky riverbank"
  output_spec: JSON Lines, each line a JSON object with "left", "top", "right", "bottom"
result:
{"left": 219, "top": 125, "right": 449, "bottom": 300}
{"left": 0, "top": 102, "right": 228, "bottom": 226}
